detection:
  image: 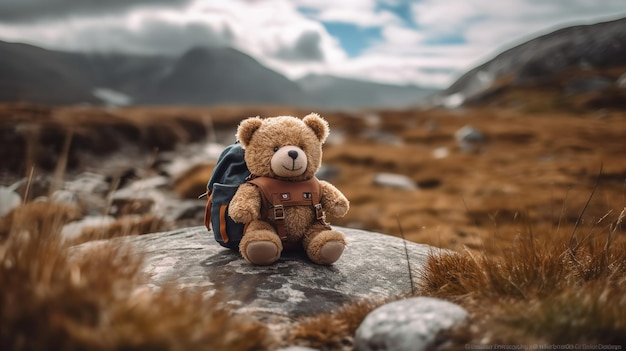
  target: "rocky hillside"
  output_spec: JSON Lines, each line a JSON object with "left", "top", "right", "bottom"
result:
{"left": 0, "top": 41, "right": 431, "bottom": 109}
{"left": 436, "top": 17, "right": 626, "bottom": 110}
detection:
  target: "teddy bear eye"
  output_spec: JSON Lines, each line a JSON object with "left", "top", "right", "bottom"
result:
{"left": 273, "top": 146, "right": 279, "bottom": 152}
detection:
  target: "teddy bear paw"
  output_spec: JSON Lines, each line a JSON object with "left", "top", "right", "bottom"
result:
{"left": 245, "top": 241, "right": 280, "bottom": 265}
{"left": 328, "top": 204, "right": 349, "bottom": 218}
{"left": 318, "top": 240, "right": 345, "bottom": 265}
{"left": 230, "top": 209, "right": 256, "bottom": 224}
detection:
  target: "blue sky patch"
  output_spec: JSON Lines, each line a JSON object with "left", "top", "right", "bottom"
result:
{"left": 322, "top": 22, "right": 383, "bottom": 57}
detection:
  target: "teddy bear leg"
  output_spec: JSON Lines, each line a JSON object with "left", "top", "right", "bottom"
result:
{"left": 239, "top": 220, "right": 283, "bottom": 265}
{"left": 303, "top": 224, "right": 346, "bottom": 265}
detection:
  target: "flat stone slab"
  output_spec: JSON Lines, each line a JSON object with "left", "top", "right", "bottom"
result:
{"left": 84, "top": 226, "right": 437, "bottom": 324}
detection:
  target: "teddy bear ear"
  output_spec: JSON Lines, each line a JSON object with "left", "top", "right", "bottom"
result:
{"left": 236, "top": 116, "right": 263, "bottom": 147}
{"left": 303, "top": 113, "right": 329, "bottom": 143}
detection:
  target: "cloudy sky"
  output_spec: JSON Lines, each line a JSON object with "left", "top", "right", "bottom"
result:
{"left": 0, "top": 0, "right": 624, "bottom": 88}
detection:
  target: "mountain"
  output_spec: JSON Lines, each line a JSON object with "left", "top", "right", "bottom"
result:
{"left": 0, "top": 40, "right": 432, "bottom": 109}
{"left": 138, "top": 47, "right": 306, "bottom": 106}
{"left": 436, "top": 17, "right": 626, "bottom": 109}
{"left": 0, "top": 41, "right": 307, "bottom": 107}
{"left": 297, "top": 74, "right": 435, "bottom": 110}
{"left": 0, "top": 41, "right": 100, "bottom": 105}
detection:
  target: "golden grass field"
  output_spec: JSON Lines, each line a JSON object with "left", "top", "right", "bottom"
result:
{"left": 1, "top": 102, "right": 625, "bottom": 349}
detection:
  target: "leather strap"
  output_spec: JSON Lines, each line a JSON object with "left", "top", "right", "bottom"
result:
{"left": 248, "top": 177, "right": 326, "bottom": 241}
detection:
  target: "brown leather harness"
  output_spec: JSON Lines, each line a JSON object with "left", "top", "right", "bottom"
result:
{"left": 247, "top": 176, "right": 329, "bottom": 241}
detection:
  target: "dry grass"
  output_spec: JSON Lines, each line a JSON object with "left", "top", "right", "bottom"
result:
{"left": 172, "top": 163, "right": 215, "bottom": 199}
{"left": 0, "top": 203, "right": 274, "bottom": 350}
{"left": 419, "top": 207, "right": 626, "bottom": 345}
{"left": 69, "top": 214, "right": 172, "bottom": 246}
{"left": 288, "top": 299, "right": 389, "bottom": 350}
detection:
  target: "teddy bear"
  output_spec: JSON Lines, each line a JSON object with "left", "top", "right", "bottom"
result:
{"left": 228, "top": 113, "right": 349, "bottom": 265}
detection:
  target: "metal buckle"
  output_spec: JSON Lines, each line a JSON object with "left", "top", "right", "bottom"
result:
{"left": 314, "top": 203, "right": 323, "bottom": 219}
{"left": 314, "top": 203, "right": 328, "bottom": 224}
{"left": 273, "top": 205, "right": 285, "bottom": 220}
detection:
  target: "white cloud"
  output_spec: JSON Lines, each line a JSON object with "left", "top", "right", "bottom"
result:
{"left": 0, "top": 0, "right": 624, "bottom": 89}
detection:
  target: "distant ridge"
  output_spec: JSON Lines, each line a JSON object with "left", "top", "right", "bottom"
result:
{"left": 435, "top": 17, "right": 626, "bottom": 109}
{"left": 0, "top": 41, "right": 432, "bottom": 109}
{"left": 297, "top": 74, "right": 436, "bottom": 110}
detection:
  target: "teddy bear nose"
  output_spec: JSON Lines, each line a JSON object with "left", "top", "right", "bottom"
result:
{"left": 288, "top": 150, "right": 299, "bottom": 160}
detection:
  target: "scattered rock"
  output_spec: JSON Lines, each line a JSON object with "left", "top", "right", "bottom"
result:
{"left": 618, "top": 73, "right": 626, "bottom": 88}
{"left": 565, "top": 76, "right": 613, "bottom": 94}
{"left": 15, "top": 175, "right": 51, "bottom": 200}
{"left": 455, "top": 125, "right": 485, "bottom": 152}
{"left": 110, "top": 197, "right": 155, "bottom": 216}
{"left": 316, "top": 165, "right": 342, "bottom": 181}
{"left": 126, "top": 175, "right": 169, "bottom": 191}
{"left": 442, "top": 93, "right": 465, "bottom": 109}
{"left": 0, "top": 186, "right": 21, "bottom": 218}
{"left": 74, "top": 226, "right": 434, "bottom": 328}
{"left": 354, "top": 297, "right": 468, "bottom": 351}
{"left": 373, "top": 173, "right": 417, "bottom": 190}
{"left": 50, "top": 190, "right": 79, "bottom": 207}
{"left": 161, "top": 199, "right": 206, "bottom": 222}
{"left": 65, "top": 172, "right": 109, "bottom": 195}
{"left": 62, "top": 215, "right": 116, "bottom": 241}
{"left": 432, "top": 146, "right": 449, "bottom": 159}
{"left": 361, "top": 130, "right": 404, "bottom": 146}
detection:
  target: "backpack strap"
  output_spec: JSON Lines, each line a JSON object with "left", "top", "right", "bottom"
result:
{"left": 248, "top": 177, "right": 326, "bottom": 241}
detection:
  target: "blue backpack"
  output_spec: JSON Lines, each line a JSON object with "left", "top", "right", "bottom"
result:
{"left": 203, "top": 143, "right": 250, "bottom": 250}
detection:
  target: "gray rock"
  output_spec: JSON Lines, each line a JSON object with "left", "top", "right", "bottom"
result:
{"left": 617, "top": 73, "right": 626, "bottom": 88}
{"left": 373, "top": 173, "right": 417, "bottom": 190}
{"left": 75, "top": 226, "right": 434, "bottom": 326}
{"left": 455, "top": 125, "right": 485, "bottom": 152}
{"left": 50, "top": 189, "right": 79, "bottom": 207}
{"left": 62, "top": 215, "right": 116, "bottom": 241}
{"left": 354, "top": 297, "right": 468, "bottom": 351}
{"left": 65, "top": 172, "right": 109, "bottom": 195}
{"left": 0, "top": 186, "right": 21, "bottom": 218}
{"left": 565, "top": 76, "right": 612, "bottom": 94}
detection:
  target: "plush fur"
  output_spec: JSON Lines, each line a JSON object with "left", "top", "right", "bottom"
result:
{"left": 229, "top": 114, "right": 349, "bottom": 265}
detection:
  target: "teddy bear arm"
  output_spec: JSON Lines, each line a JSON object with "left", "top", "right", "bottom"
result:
{"left": 229, "top": 183, "right": 262, "bottom": 224}
{"left": 319, "top": 180, "right": 349, "bottom": 218}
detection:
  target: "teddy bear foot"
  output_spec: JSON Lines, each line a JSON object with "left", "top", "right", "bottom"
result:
{"left": 319, "top": 240, "right": 345, "bottom": 265}
{"left": 305, "top": 229, "right": 346, "bottom": 265}
{"left": 245, "top": 241, "right": 280, "bottom": 265}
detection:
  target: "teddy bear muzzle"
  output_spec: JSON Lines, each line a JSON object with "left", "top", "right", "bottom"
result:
{"left": 271, "top": 145, "right": 308, "bottom": 177}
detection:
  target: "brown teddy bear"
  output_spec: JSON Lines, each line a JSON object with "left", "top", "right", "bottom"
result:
{"left": 228, "top": 113, "right": 349, "bottom": 265}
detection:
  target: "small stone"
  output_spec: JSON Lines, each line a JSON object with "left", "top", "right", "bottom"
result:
{"left": 373, "top": 173, "right": 417, "bottom": 190}
{"left": 50, "top": 190, "right": 79, "bottom": 207}
{"left": 61, "top": 215, "right": 116, "bottom": 242}
{"left": 432, "top": 147, "right": 449, "bottom": 159}
{"left": 617, "top": 73, "right": 626, "bottom": 88}
{"left": 455, "top": 125, "right": 485, "bottom": 152}
{"left": 0, "top": 186, "right": 21, "bottom": 218}
{"left": 65, "top": 172, "right": 109, "bottom": 194}
{"left": 355, "top": 297, "right": 468, "bottom": 351}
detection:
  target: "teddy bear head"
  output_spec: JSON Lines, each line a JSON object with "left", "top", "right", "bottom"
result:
{"left": 236, "top": 113, "right": 329, "bottom": 181}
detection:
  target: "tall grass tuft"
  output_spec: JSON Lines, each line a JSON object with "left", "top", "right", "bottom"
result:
{"left": 0, "top": 203, "right": 273, "bottom": 350}
{"left": 419, "top": 207, "right": 626, "bottom": 344}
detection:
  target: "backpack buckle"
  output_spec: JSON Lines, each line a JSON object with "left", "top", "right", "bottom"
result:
{"left": 314, "top": 203, "right": 329, "bottom": 225}
{"left": 273, "top": 205, "right": 285, "bottom": 220}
